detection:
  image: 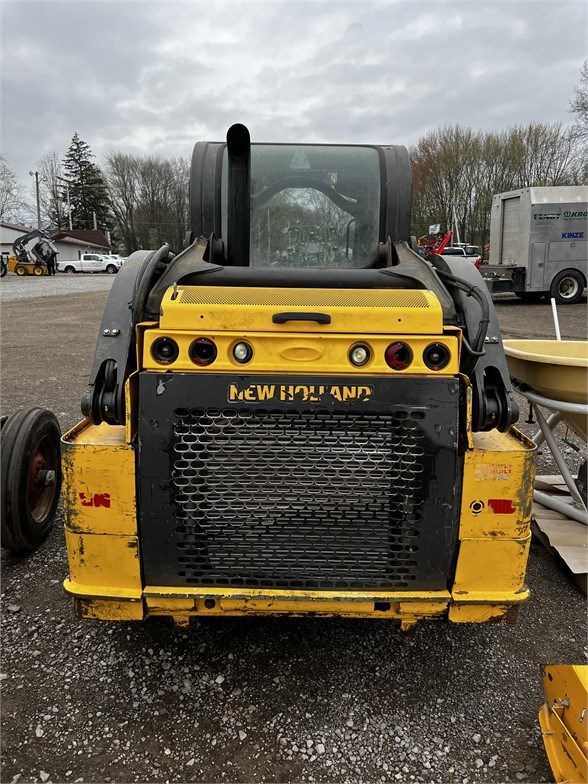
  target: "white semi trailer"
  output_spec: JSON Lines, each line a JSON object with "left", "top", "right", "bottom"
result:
{"left": 483, "top": 186, "right": 587, "bottom": 304}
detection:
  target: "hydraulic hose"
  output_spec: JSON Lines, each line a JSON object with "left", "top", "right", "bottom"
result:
{"left": 434, "top": 268, "right": 490, "bottom": 356}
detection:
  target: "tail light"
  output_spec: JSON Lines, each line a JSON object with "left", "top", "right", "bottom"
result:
{"left": 232, "top": 341, "right": 253, "bottom": 364}
{"left": 384, "top": 342, "right": 413, "bottom": 370}
{"left": 423, "top": 343, "right": 450, "bottom": 371}
{"left": 349, "top": 344, "right": 371, "bottom": 367}
{"left": 189, "top": 337, "right": 217, "bottom": 366}
{"left": 152, "top": 337, "right": 179, "bottom": 365}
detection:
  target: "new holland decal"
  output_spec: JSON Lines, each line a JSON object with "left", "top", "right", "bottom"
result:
{"left": 228, "top": 383, "right": 373, "bottom": 403}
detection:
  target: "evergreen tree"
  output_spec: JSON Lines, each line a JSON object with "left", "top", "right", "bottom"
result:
{"left": 63, "top": 132, "right": 111, "bottom": 231}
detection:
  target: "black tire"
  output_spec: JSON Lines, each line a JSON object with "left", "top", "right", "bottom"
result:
{"left": 64, "top": 266, "right": 76, "bottom": 274}
{"left": 15, "top": 265, "right": 27, "bottom": 276}
{"left": 515, "top": 292, "right": 545, "bottom": 303}
{"left": 106, "top": 264, "right": 117, "bottom": 274}
{"left": 1, "top": 408, "right": 62, "bottom": 554}
{"left": 550, "top": 270, "right": 585, "bottom": 305}
{"left": 0, "top": 263, "right": 7, "bottom": 278}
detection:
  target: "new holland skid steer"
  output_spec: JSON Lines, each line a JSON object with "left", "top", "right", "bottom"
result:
{"left": 2, "top": 125, "right": 536, "bottom": 628}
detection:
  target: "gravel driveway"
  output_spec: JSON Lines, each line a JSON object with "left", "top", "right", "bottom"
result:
{"left": 1, "top": 282, "right": 586, "bottom": 784}
{"left": 0, "top": 273, "right": 115, "bottom": 303}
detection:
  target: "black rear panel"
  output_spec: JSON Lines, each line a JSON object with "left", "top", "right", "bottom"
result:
{"left": 138, "top": 374, "right": 461, "bottom": 590}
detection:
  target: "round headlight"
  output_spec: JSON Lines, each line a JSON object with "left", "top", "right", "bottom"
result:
{"left": 232, "top": 341, "right": 253, "bottom": 363}
{"left": 151, "top": 337, "right": 179, "bottom": 365}
{"left": 189, "top": 337, "right": 217, "bottom": 366}
{"left": 423, "top": 343, "right": 450, "bottom": 371}
{"left": 384, "top": 341, "right": 413, "bottom": 370}
{"left": 349, "top": 344, "right": 370, "bottom": 367}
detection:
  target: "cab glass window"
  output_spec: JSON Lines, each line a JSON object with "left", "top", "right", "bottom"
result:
{"left": 222, "top": 145, "right": 381, "bottom": 268}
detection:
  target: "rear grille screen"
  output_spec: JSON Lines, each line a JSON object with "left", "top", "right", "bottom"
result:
{"left": 138, "top": 373, "right": 460, "bottom": 591}
{"left": 173, "top": 408, "right": 426, "bottom": 589}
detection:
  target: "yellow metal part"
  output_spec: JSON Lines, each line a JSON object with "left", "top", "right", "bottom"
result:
{"left": 144, "top": 587, "right": 450, "bottom": 628}
{"left": 62, "top": 420, "right": 142, "bottom": 610}
{"left": 159, "top": 286, "right": 444, "bottom": 334}
{"left": 539, "top": 665, "right": 588, "bottom": 784}
{"left": 64, "top": 530, "right": 141, "bottom": 592}
{"left": 460, "top": 428, "right": 535, "bottom": 539}
{"left": 448, "top": 426, "right": 535, "bottom": 623}
{"left": 142, "top": 329, "right": 459, "bottom": 376}
{"left": 62, "top": 421, "right": 136, "bottom": 535}
{"left": 74, "top": 597, "right": 144, "bottom": 622}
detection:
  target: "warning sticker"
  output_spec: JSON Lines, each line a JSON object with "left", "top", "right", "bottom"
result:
{"left": 289, "top": 150, "right": 312, "bottom": 170}
{"left": 474, "top": 463, "right": 513, "bottom": 482}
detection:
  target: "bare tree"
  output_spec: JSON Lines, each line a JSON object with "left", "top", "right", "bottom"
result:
{"left": 507, "top": 123, "right": 579, "bottom": 187}
{"left": 104, "top": 152, "right": 189, "bottom": 254}
{"left": 105, "top": 152, "right": 140, "bottom": 253}
{"left": 411, "top": 122, "right": 584, "bottom": 254}
{"left": 37, "top": 151, "right": 68, "bottom": 229}
{"left": 0, "top": 153, "right": 30, "bottom": 223}
{"left": 570, "top": 60, "right": 588, "bottom": 140}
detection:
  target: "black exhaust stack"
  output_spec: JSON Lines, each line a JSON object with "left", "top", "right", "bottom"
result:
{"left": 226, "top": 123, "right": 251, "bottom": 266}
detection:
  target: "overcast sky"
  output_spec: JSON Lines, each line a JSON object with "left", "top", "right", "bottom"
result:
{"left": 1, "top": 0, "right": 586, "bottom": 182}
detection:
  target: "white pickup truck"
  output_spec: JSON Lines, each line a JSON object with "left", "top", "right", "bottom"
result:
{"left": 440, "top": 246, "right": 483, "bottom": 269}
{"left": 57, "top": 254, "right": 124, "bottom": 274}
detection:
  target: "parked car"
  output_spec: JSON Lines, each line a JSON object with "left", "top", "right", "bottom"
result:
{"left": 57, "top": 254, "right": 123, "bottom": 274}
{"left": 440, "top": 246, "right": 483, "bottom": 269}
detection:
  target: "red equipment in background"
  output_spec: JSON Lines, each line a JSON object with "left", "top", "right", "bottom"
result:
{"left": 417, "top": 230, "right": 453, "bottom": 256}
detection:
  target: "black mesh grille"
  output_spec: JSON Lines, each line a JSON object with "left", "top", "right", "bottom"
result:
{"left": 138, "top": 373, "right": 460, "bottom": 591}
{"left": 171, "top": 408, "right": 427, "bottom": 589}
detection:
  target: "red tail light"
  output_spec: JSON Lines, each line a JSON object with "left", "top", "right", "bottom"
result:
{"left": 189, "top": 337, "right": 217, "bottom": 366}
{"left": 384, "top": 342, "right": 413, "bottom": 370}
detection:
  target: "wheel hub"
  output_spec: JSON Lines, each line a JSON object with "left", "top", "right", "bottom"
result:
{"left": 27, "top": 437, "right": 58, "bottom": 523}
{"left": 559, "top": 277, "right": 579, "bottom": 299}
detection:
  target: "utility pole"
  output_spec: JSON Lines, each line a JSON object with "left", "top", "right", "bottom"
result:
{"left": 29, "top": 170, "right": 41, "bottom": 228}
{"left": 93, "top": 211, "right": 98, "bottom": 231}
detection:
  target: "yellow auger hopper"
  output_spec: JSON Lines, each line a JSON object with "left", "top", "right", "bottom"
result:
{"left": 504, "top": 339, "right": 588, "bottom": 440}
{"left": 504, "top": 339, "right": 587, "bottom": 524}
{"left": 539, "top": 664, "right": 588, "bottom": 784}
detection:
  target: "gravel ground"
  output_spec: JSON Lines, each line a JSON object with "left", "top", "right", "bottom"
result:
{"left": 0, "top": 273, "right": 115, "bottom": 303}
{"left": 1, "top": 280, "right": 586, "bottom": 784}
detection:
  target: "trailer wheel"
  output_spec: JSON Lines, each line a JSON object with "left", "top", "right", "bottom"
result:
{"left": 550, "top": 270, "right": 585, "bottom": 305}
{"left": 15, "top": 265, "right": 27, "bottom": 276}
{"left": 1, "top": 408, "right": 62, "bottom": 554}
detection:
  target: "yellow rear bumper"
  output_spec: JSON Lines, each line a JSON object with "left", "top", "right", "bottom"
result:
{"left": 62, "top": 418, "right": 535, "bottom": 627}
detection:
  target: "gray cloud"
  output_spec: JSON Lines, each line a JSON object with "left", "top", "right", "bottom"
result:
{"left": 1, "top": 0, "right": 585, "bottom": 180}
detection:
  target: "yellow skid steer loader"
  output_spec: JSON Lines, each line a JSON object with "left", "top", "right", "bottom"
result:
{"left": 2, "top": 125, "right": 536, "bottom": 628}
